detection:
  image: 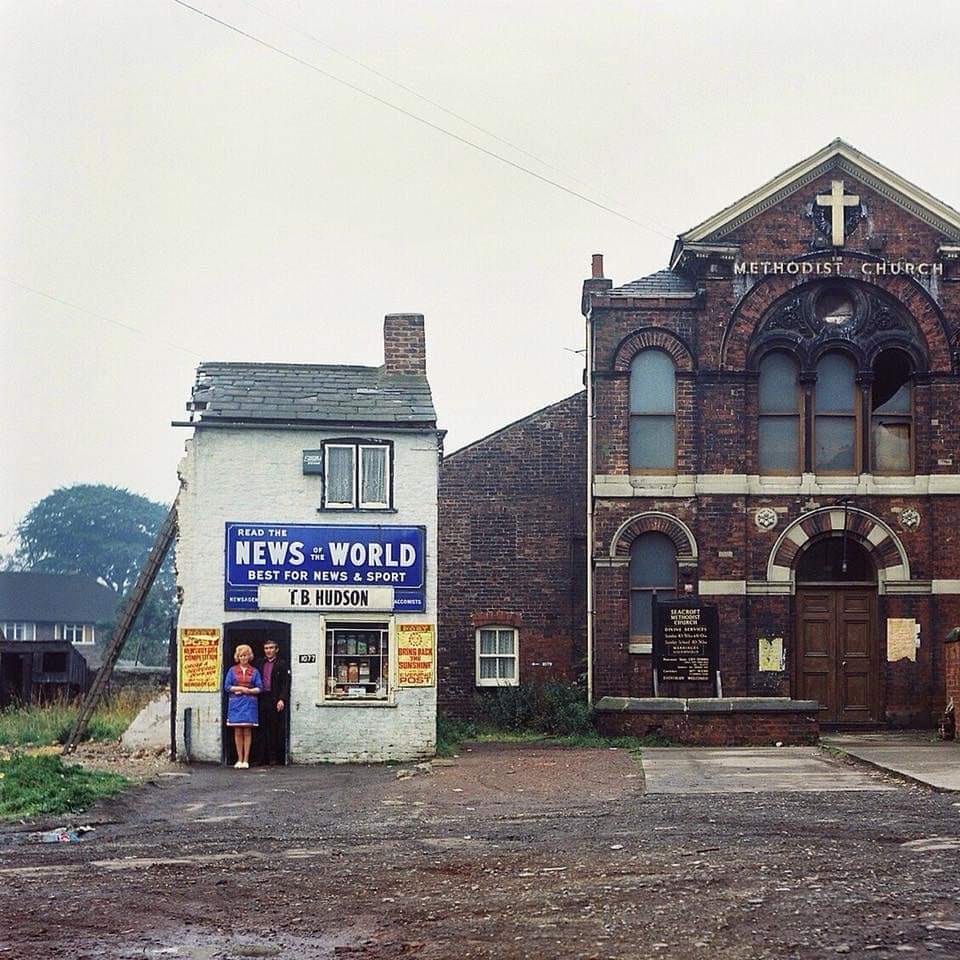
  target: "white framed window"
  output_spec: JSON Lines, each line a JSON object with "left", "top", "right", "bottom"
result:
{"left": 324, "top": 444, "right": 357, "bottom": 508}
{"left": 57, "top": 623, "right": 92, "bottom": 645}
{"left": 322, "top": 441, "right": 392, "bottom": 510}
{"left": 321, "top": 621, "right": 392, "bottom": 702}
{"left": 1, "top": 622, "right": 36, "bottom": 642}
{"left": 359, "top": 445, "right": 389, "bottom": 508}
{"left": 476, "top": 627, "right": 519, "bottom": 686}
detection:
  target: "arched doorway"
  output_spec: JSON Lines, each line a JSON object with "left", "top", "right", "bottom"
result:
{"left": 795, "top": 536, "right": 880, "bottom": 725}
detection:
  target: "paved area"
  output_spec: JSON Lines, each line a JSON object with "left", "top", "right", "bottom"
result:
{"left": 4, "top": 742, "right": 960, "bottom": 960}
{"left": 643, "top": 746, "right": 897, "bottom": 794}
{"left": 823, "top": 732, "right": 960, "bottom": 791}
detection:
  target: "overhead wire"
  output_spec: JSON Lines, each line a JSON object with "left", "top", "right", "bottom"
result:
{"left": 1, "top": 276, "right": 203, "bottom": 359}
{"left": 237, "top": 0, "right": 673, "bottom": 233}
{"left": 168, "top": 0, "right": 673, "bottom": 239}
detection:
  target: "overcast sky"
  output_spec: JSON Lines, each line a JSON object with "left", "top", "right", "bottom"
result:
{"left": 3, "top": 0, "right": 959, "bottom": 550}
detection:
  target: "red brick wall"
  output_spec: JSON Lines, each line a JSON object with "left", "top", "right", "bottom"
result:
{"left": 438, "top": 393, "right": 587, "bottom": 717}
{"left": 595, "top": 708, "right": 819, "bottom": 746}
{"left": 587, "top": 162, "right": 959, "bottom": 728}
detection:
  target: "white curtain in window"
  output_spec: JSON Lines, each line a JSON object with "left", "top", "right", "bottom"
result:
{"left": 479, "top": 629, "right": 497, "bottom": 655}
{"left": 361, "top": 447, "right": 388, "bottom": 505}
{"left": 327, "top": 447, "right": 354, "bottom": 504}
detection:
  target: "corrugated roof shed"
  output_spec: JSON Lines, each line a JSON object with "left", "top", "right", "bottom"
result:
{"left": 608, "top": 269, "right": 695, "bottom": 297}
{"left": 182, "top": 362, "right": 437, "bottom": 426}
{"left": 0, "top": 573, "right": 119, "bottom": 622}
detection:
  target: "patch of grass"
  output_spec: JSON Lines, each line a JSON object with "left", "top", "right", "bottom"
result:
{"left": 436, "top": 708, "right": 671, "bottom": 758}
{"left": 436, "top": 716, "right": 477, "bottom": 757}
{"left": 0, "top": 688, "right": 155, "bottom": 747}
{"left": 0, "top": 753, "right": 129, "bottom": 820}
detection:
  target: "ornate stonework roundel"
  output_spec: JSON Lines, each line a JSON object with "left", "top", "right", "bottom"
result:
{"left": 755, "top": 508, "right": 779, "bottom": 532}
{"left": 899, "top": 508, "right": 921, "bottom": 531}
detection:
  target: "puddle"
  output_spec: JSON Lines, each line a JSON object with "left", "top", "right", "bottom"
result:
{"left": 118, "top": 923, "right": 374, "bottom": 959}
{"left": 901, "top": 836, "right": 960, "bottom": 853}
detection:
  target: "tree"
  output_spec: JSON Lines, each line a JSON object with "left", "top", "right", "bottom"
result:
{"left": 14, "top": 484, "right": 176, "bottom": 665}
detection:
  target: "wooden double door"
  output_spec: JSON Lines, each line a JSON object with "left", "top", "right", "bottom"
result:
{"left": 796, "top": 587, "right": 879, "bottom": 724}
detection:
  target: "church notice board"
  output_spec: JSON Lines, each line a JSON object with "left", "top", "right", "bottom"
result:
{"left": 397, "top": 623, "right": 435, "bottom": 687}
{"left": 653, "top": 601, "right": 719, "bottom": 683}
{"left": 178, "top": 627, "right": 222, "bottom": 693}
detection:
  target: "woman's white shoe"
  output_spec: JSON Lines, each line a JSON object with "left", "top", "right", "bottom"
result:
{"left": 234, "top": 760, "right": 243, "bottom": 768}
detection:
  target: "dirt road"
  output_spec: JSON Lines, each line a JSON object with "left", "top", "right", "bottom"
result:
{"left": 2, "top": 743, "right": 959, "bottom": 959}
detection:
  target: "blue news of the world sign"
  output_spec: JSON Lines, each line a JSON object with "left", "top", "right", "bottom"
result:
{"left": 224, "top": 523, "right": 426, "bottom": 611}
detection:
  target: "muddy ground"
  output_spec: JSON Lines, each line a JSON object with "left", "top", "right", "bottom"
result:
{"left": 2, "top": 743, "right": 959, "bottom": 960}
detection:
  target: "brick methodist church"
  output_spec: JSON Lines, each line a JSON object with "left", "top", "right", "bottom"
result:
{"left": 439, "top": 140, "right": 960, "bottom": 739}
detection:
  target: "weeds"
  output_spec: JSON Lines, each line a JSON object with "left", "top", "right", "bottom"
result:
{"left": 472, "top": 679, "right": 594, "bottom": 736}
{"left": 0, "top": 688, "right": 156, "bottom": 747}
{"left": 0, "top": 752, "right": 129, "bottom": 820}
{"left": 436, "top": 680, "right": 671, "bottom": 757}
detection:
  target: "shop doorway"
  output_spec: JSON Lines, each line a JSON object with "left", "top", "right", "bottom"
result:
{"left": 222, "top": 621, "right": 291, "bottom": 766}
{"left": 794, "top": 537, "right": 880, "bottom": 725}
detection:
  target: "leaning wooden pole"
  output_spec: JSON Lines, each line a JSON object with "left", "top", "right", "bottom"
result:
{"left": 62, "top": 500, "right": 178, "bottom": 754}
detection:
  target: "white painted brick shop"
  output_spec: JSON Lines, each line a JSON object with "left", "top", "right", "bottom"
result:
{"left": 173, "top": 314, "right": 441, "bottom": 763}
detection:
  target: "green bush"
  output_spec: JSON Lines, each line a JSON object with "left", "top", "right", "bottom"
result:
{"left": 472, "top": 679, "right": 594, "bottom": 736}
{"left": 0, "top": 753, "right": 129, "bottom": 819}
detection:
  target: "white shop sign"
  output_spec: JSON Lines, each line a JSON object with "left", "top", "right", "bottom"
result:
{"left": 258, "top": 585, "right": 395, "bottom": 611}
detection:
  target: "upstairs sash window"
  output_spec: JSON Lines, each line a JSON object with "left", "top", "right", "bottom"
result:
{"left": 758, "top": 352, "right": 801, "bottom": 474}
{"left": 629, "top": 351, "right": 676, "bottom": 472}
{"left": 814, "top": 353, "right": 858, "bottom": 473}
{"left": 323, "top": 442, "right": 391, "bottom": 509}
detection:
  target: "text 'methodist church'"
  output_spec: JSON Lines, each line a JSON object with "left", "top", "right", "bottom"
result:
{"left": 438, "top": 139, "right": 960, "bottom": 739}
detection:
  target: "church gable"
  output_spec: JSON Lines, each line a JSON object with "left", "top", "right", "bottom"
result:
{"left": 675, "top": 139, "right": 960, "bottom": 252}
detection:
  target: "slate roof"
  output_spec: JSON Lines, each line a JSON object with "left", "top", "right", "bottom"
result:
{"left": 608, "top": 269, "right": 695, "bottom": 297}
{"left": 182, "top": 362, "right": 437, "bottom": 427}
{"left": 0, "top": 573, "right": 119, "bottom": 623}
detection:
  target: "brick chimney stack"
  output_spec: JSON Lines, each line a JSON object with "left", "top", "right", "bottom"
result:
{"left": 581, "top": 253, "right": 612, "bottom": 316}
{"left": 383, "top": 313, "right": 426, "bottom": 376}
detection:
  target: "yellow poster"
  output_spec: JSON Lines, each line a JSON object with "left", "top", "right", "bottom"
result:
{"left": 886, "top": 618, "right": 917, "bottom": 663}
{"left": 758, "top": 636, "right": 784, "bottom": 672}
{"left": 397, "top": 623, "right": 435, "bottom": 687}
{"left": 178, "top": 627, "right": 222, "bottom": 692}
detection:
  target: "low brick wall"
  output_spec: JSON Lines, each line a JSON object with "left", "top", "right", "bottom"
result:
{"left": 594, "top": 697, "right": 820, "bottom": 746}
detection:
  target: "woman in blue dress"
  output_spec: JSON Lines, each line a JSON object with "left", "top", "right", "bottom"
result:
{"left": 224, "top": 643, "right": 262, "bottom": 769}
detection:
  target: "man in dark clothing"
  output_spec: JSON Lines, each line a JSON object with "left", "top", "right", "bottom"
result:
{"left": 256, "top": 640, "right": 290, "bottom": 765}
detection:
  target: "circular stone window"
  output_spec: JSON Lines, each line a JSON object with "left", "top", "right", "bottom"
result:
{"left": 815, "top": 289, "right": 856, "bottom": 328}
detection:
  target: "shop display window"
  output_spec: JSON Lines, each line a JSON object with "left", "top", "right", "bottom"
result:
{"left": 323, "top": 622, "right": 390, "bottom": 700}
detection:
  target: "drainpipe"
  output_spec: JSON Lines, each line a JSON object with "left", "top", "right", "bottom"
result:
{"left": 582, "top": 254, "right": 611, "bottom": 707}
{"left": 585, "top": 297, "right": 595, "bottom": 705}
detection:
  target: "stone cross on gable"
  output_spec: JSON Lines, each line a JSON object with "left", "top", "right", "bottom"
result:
{"left": 816, "top": 179, "right": 860, "bottom": 247}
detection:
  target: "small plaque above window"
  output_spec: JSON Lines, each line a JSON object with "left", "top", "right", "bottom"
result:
{"left": 303, "top": 450, "right": 324, "bottom": 475}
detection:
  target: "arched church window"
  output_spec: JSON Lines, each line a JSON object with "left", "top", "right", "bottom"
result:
{"left": 758, "top": 352, "right": 801, "bottom": 474}
{"left": 629, "top": 532, "right": 676, "bottom": 639}
{"left": 814, "top": 352, "right": 858, "bottom": 473}
{"left": 629, "top": 351, "right": 675, "bottom": 472}
{"left": 871, "top": 350, "right": 913, "bottom": 475}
